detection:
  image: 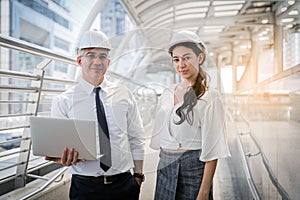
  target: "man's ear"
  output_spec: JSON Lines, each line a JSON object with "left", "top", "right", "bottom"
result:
{"left": 77, "top": 56, "right": 82, "bottom": 66}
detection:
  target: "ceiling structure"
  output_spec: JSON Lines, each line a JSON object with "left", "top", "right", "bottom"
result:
{"left": 119, "top": 0, "right": 300, "bottom": 74}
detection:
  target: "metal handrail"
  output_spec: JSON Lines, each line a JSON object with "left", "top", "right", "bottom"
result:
{"left": 0, "top": 160, "right": 52, "bottom": 184}
{"left": 0, "top": 85, "right": 39, "bottom": 92}
{"left": 0, "top": 148, "right": 25, "bottom": 159}
{"left": 0, "top": 85, "right": 66, "bottom": 94}
{"left": 0, "top": 69, "right": 77, "bottom": 85}
{"left": 0, "top": 159, "right": 28, "bottom": 171}
{"left": 0, "top": 125, "right": 30, "bottom": 132}
{"left": 238, "top": 111, "right": 292, "bottom": 200}
{"left": 236, "top": 135, "right": 261, "bottom": 199}
{"left": 227, "top": 112, "right": 261, "bottom": 200}
{"left": 0, "top": 137, "right": 28, "bottom": 147}
{"left": 0, "top": 100, "right": 36, "bottom": 104}
{"left": 0, "top": 70, "right": 40, "bottom": 80}
{"left": 0, "top": 34, "right": 76, "bottom": 191}
{"left": 0, "top": 113, "right": 33, "bottom": 118}
{"left": 0, "top": 34, "right": 76, "bottom": 65}
{"left": 18, "top": 167, "right": 68, "bottom": 200}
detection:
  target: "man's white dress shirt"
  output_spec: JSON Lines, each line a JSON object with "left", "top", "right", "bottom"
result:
{"left": 51, "top": 77, "right": 145, "bottom": 176}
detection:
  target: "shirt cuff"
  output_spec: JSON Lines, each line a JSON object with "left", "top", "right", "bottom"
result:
{"left": 132, "top": 150, "right": 145, "bottom": 160}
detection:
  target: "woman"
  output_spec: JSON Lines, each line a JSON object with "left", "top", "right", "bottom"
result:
{"left": 151, "top": 30, "right": 231, "bottom": 200}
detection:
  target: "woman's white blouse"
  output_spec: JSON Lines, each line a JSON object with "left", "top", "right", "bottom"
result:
{"left": 150, "top": 86, "right": 231, "bottom": 162}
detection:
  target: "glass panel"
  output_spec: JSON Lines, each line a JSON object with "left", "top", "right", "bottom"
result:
{"left": 214, "top": 4, "right": 243, "bottom": 11}
{"left": 179, "top": 1, "right": 210, "bottom": 9}
{"left": 176, "top": 7, "right": 207, "bottom": 15}
{"left": 214, "top": 11, "right": 239, "bottom": 16}
{"left": 176, "top": 14, "right": 206, "bottom": 21}
{"left": 213, "top": 1, "right": 245, "bottom": 5}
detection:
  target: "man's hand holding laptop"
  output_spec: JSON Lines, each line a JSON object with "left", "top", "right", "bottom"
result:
{"left": 45, "top": 147, "right": 86, "bottom": 166}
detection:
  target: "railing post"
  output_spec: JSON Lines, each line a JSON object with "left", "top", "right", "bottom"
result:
{"left": 14, "top": 59, "right": 51, "bottom": 188}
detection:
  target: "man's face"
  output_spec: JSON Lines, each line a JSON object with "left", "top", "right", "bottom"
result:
{"left": 77, "top": 48, "right": 110, "bottom": 86}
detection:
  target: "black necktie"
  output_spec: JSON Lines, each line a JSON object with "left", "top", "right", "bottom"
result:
{"left": 94, "top": 87, "right": 111, "bottom": 171}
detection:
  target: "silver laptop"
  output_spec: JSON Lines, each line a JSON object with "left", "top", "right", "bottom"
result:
{"left": 29, "top": 116, "right": 98, "bottom": 160}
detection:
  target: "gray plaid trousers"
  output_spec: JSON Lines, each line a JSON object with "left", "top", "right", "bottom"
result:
{"left": 154, "top": 149, "right": 213, "bottom": 200}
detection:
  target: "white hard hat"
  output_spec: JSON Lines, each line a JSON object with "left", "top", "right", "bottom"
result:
{"left": 76, "top": 29, "right": 111, "bottom": 54}
{"left": 167, "top": 30, "right": 202, "bottom": 51}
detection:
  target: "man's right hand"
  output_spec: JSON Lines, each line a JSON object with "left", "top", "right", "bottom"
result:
{"left": 45, "top": 148, "right": 85, "bottom": 166}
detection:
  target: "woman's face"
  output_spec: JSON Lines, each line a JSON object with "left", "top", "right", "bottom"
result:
{"left": 171, "top": 45, "right": 204, "bottom": 83}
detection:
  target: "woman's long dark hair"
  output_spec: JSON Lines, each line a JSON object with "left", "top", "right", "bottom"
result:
{"left": 169, "top": 42, "right": 208, "bottom": 125}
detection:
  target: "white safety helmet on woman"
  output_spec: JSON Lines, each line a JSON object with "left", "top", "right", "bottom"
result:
{"left": 167, "top": 30, "right": 206, "bottom": 53}
{"left": 76, "top": 29, "right": 111, "bottom": 55}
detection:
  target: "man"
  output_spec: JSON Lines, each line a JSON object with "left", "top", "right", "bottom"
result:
{"left": 46, "top": 29, "right": 145, "bottom": 200}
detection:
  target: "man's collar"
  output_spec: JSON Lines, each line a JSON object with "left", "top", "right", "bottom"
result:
{"left": 97, "top": 78, "right": 108, "bottom": 94}
{"left": 79, "top": 77, "right": 109, "bottom": 95}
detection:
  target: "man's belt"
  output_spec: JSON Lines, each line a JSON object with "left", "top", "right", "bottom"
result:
{"left": 73, "top": 172, "right": 131, "bottom": 184}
